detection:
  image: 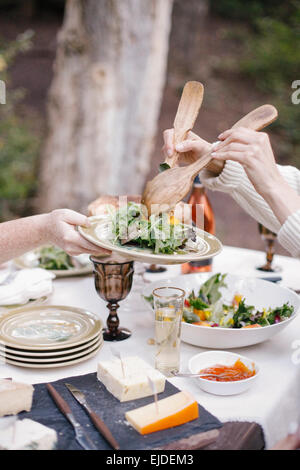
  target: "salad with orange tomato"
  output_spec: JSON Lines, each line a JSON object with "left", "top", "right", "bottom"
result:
{"left": 144, "top": 273, "right": 294, "bottom": 329}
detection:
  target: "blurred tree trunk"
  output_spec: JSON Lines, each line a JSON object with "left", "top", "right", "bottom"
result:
{"left": 39, "top": 0, "right": 173, "bottom": 212}
{"left": 170, "top": 0, "right": 208, "bottom": 77}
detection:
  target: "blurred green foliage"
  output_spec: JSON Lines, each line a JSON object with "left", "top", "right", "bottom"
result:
{"left": 211, "top": 0, "right": 298, "bottom": 24}
{"left": 241, "top": 16, "right": 300, "bottom": 163}
{"left": 211, "top": 0, "right": 300, "bottom": 165}
{"left": 0, "top": 31, "right": 40, "bottom": 221}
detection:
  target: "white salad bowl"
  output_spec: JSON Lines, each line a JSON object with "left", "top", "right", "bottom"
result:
{"left": 142, "top": 273, "right": 300, "bottom": 349}
{"left": 188, "top": 350, "right": 259, "bottom": 396}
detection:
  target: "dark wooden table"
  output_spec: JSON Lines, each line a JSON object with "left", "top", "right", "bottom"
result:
{"left": 158, "top": 421, "right": 265, "bottom": 450}
{"left": 203, "top": 422, "right": 265, "bottom": 450}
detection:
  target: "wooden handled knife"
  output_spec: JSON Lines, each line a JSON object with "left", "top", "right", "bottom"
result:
{"left": 47, "top": 383, "right": 97, "bottom": 451}
{"left": 65, "top": 383, "right": 120, "bottom": 450}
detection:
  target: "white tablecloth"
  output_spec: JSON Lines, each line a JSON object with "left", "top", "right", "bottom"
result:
{"left": 1, "top": 246, "right": 300, "bottom": 449}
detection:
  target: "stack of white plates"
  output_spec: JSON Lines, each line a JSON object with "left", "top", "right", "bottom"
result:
{"left": 0, "top": 305, "right": 103, "bottom": 368}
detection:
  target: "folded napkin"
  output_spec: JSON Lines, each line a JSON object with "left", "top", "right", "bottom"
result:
{"left": 0, "top": 269, "right": 55, "bottom": 306}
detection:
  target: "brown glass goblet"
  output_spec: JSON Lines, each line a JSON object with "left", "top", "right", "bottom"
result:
{"left": 146, "top": 264, "right": 167, "bottom": 273}
{"left": 90, "top": 257, "right": 134, "bottom": 341}
{"left": 257, "top": 223, "right": 282, "bottom": 272}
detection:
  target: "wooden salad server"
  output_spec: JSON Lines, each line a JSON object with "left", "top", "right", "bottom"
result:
{"left": 142, "top": 104, "right": 278, "bottom": 216}
{"left": 163, "top": 81, "right": 204, "bottom": 169}
{"left": 205, "top": 104, "right": 279, "bottom": 175}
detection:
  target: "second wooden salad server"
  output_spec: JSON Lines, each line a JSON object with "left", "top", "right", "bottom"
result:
{"left": 142, "top": 104, "right": 278, "bottom": 215}
{"left": 162, "top": 80, "right": 204, "bottom": 169}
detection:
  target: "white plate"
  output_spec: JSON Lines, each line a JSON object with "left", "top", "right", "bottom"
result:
{"left": 188, "top": 351, "right": 259, "bottom": 396}
{"left": 0, "top": 333, "right": 102, "bottom": 358}
{"left": 1, "top": 341, "right": 103, "bottom": 369}
{"left": 14, "top": 251, "right": 95, "bottom": 278}
{"left": 0, "top": 305, "right": 102, "bottom": 350}
{"left": 78, "top": 216, "right": 222, "bottom": 265}
{"left": 0, "top": 337, "right": 102, "bottom": 363}
{"left": 142, "top": 273, "right": 300, "bottom": 348}
{"left": 0, "top": 295, "right": 50, "bottom": 313}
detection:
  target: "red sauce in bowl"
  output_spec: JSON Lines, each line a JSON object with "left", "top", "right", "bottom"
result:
{"left": 199, "top": 359, "right": 256, "bottom": 382}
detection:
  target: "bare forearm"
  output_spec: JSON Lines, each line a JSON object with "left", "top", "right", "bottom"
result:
{"left": 262, "top": 180, "right": 300, "bottom": 226}
{"left": 0, "top": 209, "right": 109, "bottom": 264}
{"left": 0, "top": 214, "right": 50, "bottom": 264}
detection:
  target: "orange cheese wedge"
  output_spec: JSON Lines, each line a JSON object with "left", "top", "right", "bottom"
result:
{"left": 125, "top": 390, "right": 199, "bottom": 435}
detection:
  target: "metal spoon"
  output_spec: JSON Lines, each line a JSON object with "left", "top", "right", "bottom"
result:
{"left": 171, "top": 371, "right": 238, "bottom": 380}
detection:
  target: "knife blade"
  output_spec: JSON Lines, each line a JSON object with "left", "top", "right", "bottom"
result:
{"left": 260, "top": 276, "right": 282, "bottom": 283}
{"left": 47, "top": 383, "right": 97, "bottom": 450}
{"left": 65, "top": 383, "right": 120, "bottom": 450}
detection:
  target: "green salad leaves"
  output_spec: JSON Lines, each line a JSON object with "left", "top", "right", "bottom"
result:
{"left": 108, "top": 202, "right": 197, "bottom": 255}
{"left": 199, "top": 273, "right": 227, "bottom": 304}
{"left": 233, "top": 299, "right": 294, "bottom": 328}
{"left": 143, "top": 272, "right": 295, "bottom": 329}
{"left": 37, "top": 246, "right": 74, "bottom": 270}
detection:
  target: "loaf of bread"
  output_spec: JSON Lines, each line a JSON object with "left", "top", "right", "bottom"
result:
{"left": 88, "top": 195, "right": 141, "bottom": 216}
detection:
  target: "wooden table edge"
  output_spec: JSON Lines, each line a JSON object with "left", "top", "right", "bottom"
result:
{"left": 153, "top": 421, "right": 265, "bottom": 451}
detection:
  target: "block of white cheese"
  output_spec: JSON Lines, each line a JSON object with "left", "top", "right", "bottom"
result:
{"left": 125, "top": 390, "right": 199, "bottom": 435}
{"left": 0, "top": 379, "right": 34, "bottom": 417}
{"left": 97, "top": 356, "right": 165, "bottom": 402}
{"left": 0, "top": 418, "right": 57, "bottom": 450}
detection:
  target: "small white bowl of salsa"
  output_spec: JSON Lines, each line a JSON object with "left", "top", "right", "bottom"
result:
{"left": 188, "top": 350, "right": 260, "bottom": 396}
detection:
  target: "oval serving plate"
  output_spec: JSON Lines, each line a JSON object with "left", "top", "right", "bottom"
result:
{"left": 0, "top": 305, "right": 102, "bottom": 350}
{"left": 78, "top": 215, "right": 222, "bottom": 265}
{"left": 1, "top": 341, "right": 103, "bottom": 369}
{"left": 0, "top": 337, "right": 102, "bottom": 363}
{"left": 0, "top": 332, "right": 102, "bottom": 358}
{"left": 13, "top": 252, "right": 96, "bottom": 278}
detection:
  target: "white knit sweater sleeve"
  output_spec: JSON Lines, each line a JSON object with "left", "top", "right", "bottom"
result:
{"left": 200, "top": 161, "right": 300, "bottom": 257}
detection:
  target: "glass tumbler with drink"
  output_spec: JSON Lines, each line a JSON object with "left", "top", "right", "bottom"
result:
{"left": 153, "top": 287, "right": 185, "bottom": 376}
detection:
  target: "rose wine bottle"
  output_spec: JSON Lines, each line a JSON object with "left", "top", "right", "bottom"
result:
{"left": 181, "top": 175, "right": 215, "bottom": 274}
